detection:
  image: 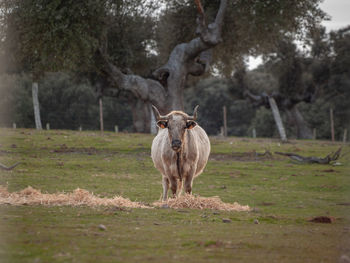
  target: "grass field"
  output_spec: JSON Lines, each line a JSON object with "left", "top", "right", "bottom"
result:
{"left": 0, "top": 128, "right": 349, "bottom": 263}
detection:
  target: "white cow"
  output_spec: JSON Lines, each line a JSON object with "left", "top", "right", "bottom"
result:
{"left": 151, "top": 105, "right": 210, "bottom": 200}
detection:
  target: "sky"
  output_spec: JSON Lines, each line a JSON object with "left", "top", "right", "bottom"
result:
{"left": 248, "top": 0, "right": 350, "bottom": 70}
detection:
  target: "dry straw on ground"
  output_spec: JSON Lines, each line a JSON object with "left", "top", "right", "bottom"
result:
{"left": 153, "top": 194, "right": 251, "bottom": 211}
{"left": 0, "top": 186, "right": 149, "bottom": 208}
{"left": 0, "top": 186, "right": 250, "bottom": 211}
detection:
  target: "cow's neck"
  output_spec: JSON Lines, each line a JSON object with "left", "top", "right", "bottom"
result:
{"left": 176, "top": 152, "right": 182, "bottom": 181}
{"left": 175, "top": 132, "right": 189, "bottom": 182}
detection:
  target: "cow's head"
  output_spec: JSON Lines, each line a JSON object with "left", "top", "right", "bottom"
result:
{"left": 152, "top": 105, "right": 199, "bottom": 152}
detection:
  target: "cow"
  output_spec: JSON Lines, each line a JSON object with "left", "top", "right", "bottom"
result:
{"left": 151, "top": 105, "right": 210, "bottom": 201}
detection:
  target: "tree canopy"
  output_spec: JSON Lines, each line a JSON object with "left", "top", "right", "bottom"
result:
{"left": 1, "top": 0, "right": 327, "bottom": 76}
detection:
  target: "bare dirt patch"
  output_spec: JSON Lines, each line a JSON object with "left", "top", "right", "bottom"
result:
{"left": 51, "top": 145, "right": 103, "bottom": 155}
{"left": 210, "top": 150, "right": 278, "bottom": 162}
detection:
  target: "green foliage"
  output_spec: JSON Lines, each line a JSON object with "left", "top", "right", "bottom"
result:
{"left": 105, "top": 0, "right": 159, "bottom": 75}
{"left": 248, "top": 107, "right": 276, "bottom": 138}
{"left": 0, "top": 0, "right": 106, "bottom": 75}
{"left": 302, "top": 26, "right": 350, "bottom": 139}
{"left": 185, "top": 78, "right": 255, "bottom": 136}
{"left": 0, "top": 74, "right": 35, "bottom": 128}
{"left": 0, "top": 73, "right": 133, "bottom": 131}
{"left": 0, "top": 0, "right": 159, "bottom": 76}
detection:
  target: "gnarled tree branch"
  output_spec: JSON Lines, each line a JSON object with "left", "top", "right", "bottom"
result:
{"left": 98, "top": 48, "right": 167, "bottom": 111}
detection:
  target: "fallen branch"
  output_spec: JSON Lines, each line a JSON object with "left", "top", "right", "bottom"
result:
{"left": 0, "top": 162, "right": 21, "bottom": 171}
{"left": 255, "top": 149, "right": 272, "bottom": 157}
{"left": 275, "top": 147, "right": 342, "bottom": 164}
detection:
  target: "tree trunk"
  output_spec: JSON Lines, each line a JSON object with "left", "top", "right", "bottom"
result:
{"left": 32, "top": 82, "right": 42, "bottom": 130}
{"left": 268, "top": 97, "right": 287, "bottom": 142}
{"left": 150, "top": 104, "right": 157, "bottom": 134}
{"left": 285, "top": 105, "right": 313, "bottom": 139}
{"left": 130, "top": 99, "right": 152, "bottom": 133}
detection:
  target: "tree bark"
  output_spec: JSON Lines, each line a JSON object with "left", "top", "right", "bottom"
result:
{"left": 129, "top": 99, "right": 152, "bottom": 133}
{"left": 32, "top": 82, "right": 42, "bottom": 130}
{"left": 268, "top": 97, "right": 287, "bottom": 142}
{"left": 99, "top": 0, "right": 227, "bottom": 129}
{"left": 285, "top": 105, "right": 313, "bottom": 139}
{"left": 150, "top": 104, "right": 157, "bottom": 134}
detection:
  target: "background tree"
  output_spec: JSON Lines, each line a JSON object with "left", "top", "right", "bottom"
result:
{"left": 301, "top": 26, "right": 350, "bottom": 139}
{"left": 0, "top": 0, "right": 328, "bottom": 133}
{"left": 244, "top": 37, "right": 315, "bottom": 139}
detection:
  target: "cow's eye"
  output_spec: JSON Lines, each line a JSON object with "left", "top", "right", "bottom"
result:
{"left": 157, "top": 121, "right": 168, "bottom": 129}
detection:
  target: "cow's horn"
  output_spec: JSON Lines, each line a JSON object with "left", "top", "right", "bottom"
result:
{"left": 188, "top": 105, "right": 199, "bottom": 120}
{"left": 151, "top": 105, "right": 167, "bottom": 121}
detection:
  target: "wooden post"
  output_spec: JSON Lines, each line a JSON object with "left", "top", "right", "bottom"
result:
{"left": 268, "top": 97, "right": 287, "bottom": 142}
{"left": 79, "top": 126, "right": 82, "bottom": 132}
{"left": 330, "top": 108, "right": 335, "bottom": 142}
{"left": 313, "top": 128, "right": 316, "bottom": 140}
{"left": 114, "top": 125, "right": 119, "bottom": 133}
{"left": 223, "top": 106, "right": 227, "bottom": 137}
{"left": 12, "top": 123, "right": 16, "bottom": 129}
{"left": 252, "top": 128, "right": 256, "bottom": 138}
{"left": 99, "top": 97, "right": 104, "bottom": 132}
{"left": 220, "top": 127, "right": 224, "bottom": 137}
{"left": 343, "top": 129, "right": 348, "bottom": 143}
{"left": 46, "top": 123, "right": 50, "bottom": 130}
{"left": 32, "top": 82, "right": 42, "bottom": 130}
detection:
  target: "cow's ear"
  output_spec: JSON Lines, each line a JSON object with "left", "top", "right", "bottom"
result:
{"left": 186, "top": 121, "right": 197, "bottom": 129}
{"left": 157, "top": 120, "right": 168, "bottom": 129}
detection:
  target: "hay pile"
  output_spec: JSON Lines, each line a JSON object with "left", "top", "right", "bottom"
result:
{"left": 0, "top": 186, "right": 149, "bottom": 208}
{"left": 0, "top": 186, "right": 250, "bottom": 211}
{"left": 153, "top": 194, "right": 251, "bottom": 211}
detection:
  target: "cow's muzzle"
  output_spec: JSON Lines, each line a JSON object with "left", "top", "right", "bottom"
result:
{"left": 171, "top": 139, "right": 182, "bottom": 151}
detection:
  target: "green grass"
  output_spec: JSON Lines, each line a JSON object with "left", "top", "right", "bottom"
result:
{"left": 0, "top": 128, "right": 349, "bottom": 263}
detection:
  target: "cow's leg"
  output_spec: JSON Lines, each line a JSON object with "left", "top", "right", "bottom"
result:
{"left": 169, "top": 176, "right": 178, "bottom": 198}
{"left": 182, "top": 162, "right": 196, "bottom": 194}
{"left": 184, "top": 174, "right": 194, "bottom": 194}
{"left": 177, "top": 179, "right": 183, "bottom": 196}
{"left": 162, "top": 176, "right": 169, "bottom": 201}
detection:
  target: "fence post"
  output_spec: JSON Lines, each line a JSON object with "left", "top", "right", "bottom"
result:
{"left": 330, "top": 108, "right": 335, "bottom": 142}
{"left": 252, "top": 128, "right": 256, "bottom": 138}
{"left": 114, "top": 125, "right": 119, "bottom": 133}
{"left": 313, "top": 128, "right": 317, "bottom": 140}
{"left": 79, "top": 126, "right": 82, "bottom": 132}
{"left": 46, "top": 123, "right": 50, "bottom": 130}
{"left": 12, "top": 123, "right": 16, "bottom": 129}
{"left": 220, "top": 127, "right": 224, "bottom": 137}
{"left": 343, "top": 129, "right": 348, "bottom": 143}
{"left": 99, "top": 97, "right": 104, "bottom": 133}
{"left": 223, "top": 106, "right": 227, "bottom": 137}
